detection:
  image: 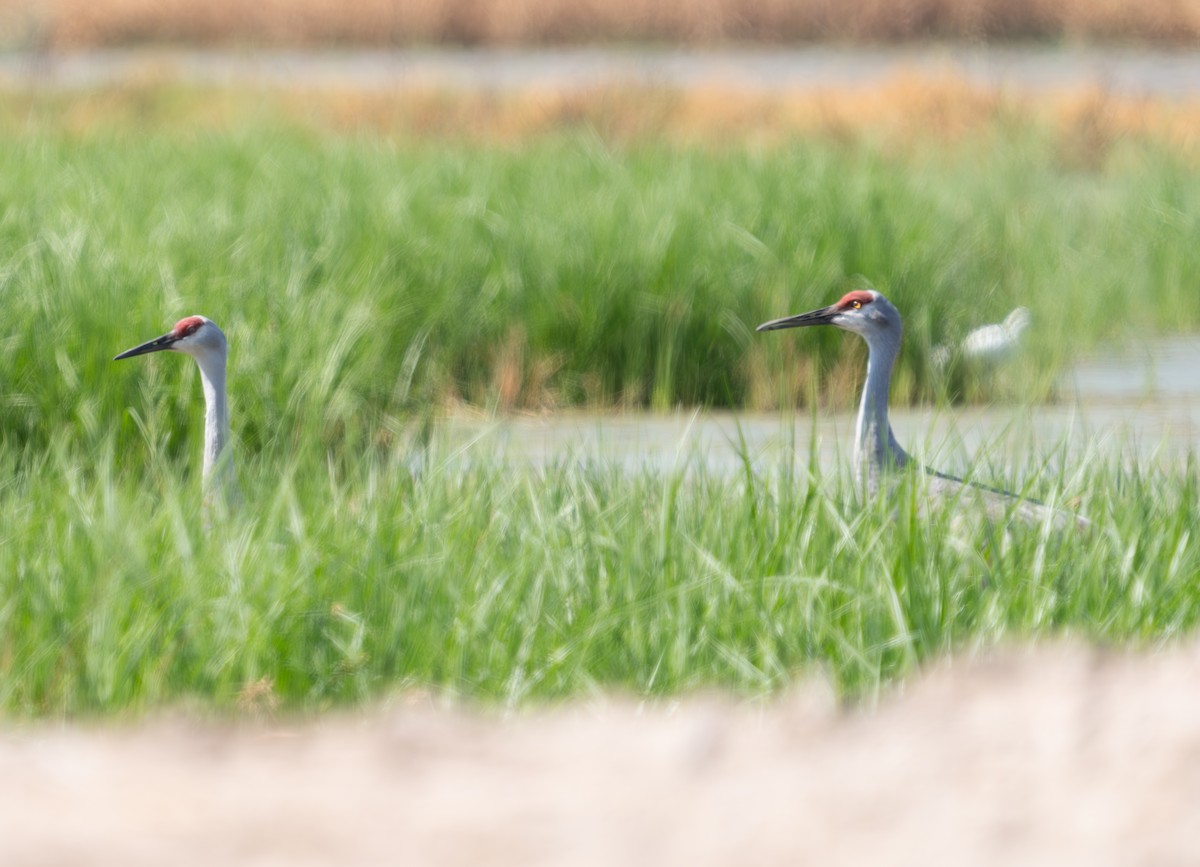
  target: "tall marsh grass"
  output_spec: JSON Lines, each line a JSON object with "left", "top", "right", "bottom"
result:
{"left": 0, "top": 430, "right": 1196, "bottom": 717}
{"left": 2, "top": 122, "right": 1199, "bottom": 441}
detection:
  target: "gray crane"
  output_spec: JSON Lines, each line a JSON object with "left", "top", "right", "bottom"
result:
{"left": 758, "top": 289, "right": 1090, "bottom": 531}
{"left": 115, "top": 315, "right": 237, "bottom": 503}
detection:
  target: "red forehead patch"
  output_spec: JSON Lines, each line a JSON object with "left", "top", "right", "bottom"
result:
{"left": 835, "top": 290, "right": 874, "bottom": 310}
{"left": 173, "top": 316, "right": 205, "bottom": 337}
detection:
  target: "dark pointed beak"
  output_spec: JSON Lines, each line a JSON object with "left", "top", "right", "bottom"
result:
{"left": 114, "top": 332, "right": 177, "bottom": 361}
{"left": 756, "top": 305, "right": 839, "bottom": 332}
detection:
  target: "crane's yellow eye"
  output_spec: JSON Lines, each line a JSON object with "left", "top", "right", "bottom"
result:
{"left": 850, "top": 300, "right": 862, "bottom": 309}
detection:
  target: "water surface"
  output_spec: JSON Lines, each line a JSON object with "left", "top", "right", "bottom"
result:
{"left": 6, "top": 46, "right": 1200, "bottom": 96}
{"left": 441, "top": 339, "right": 1200, "bottom": 474}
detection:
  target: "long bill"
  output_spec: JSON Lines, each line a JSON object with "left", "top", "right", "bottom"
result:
{"left": 114, "top": 333, "right": 178, "bottom": 360}
{"left": 756, "top": 305, "right": 839, "bottom": 332}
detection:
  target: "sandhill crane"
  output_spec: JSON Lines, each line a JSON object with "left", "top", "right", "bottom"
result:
{"left": 115, "top": 315, "right": 236, "bottom": 502}
{"left": 932, "top": 306, "right": 1032, "bottom": 369}
{"left": 757, "top": 290, "right": 1089, "bottom": 530}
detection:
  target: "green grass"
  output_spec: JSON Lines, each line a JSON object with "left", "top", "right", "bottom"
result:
{"left": 1, "top": 117, "right": 1199, "bottom": 717}
{"left": 0, "top": 431, "right": 1196, "bottom": 718}
{"left": 2, "top": 123, "right": 1200, "bottom": 448}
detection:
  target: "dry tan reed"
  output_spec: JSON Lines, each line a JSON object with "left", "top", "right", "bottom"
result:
{"left": 8, "top": 73, "right": 1200, "bottom": 164}
{"left": 5, "top": 0, "right": 1200, "bottom": 48}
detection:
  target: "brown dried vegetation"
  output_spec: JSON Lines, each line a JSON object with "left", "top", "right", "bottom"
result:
{"left": 9, "top": 72, "right": 1200, "bottom": 161}
{"left": 7, "top": 0, "right": 1200, "bottom": 49}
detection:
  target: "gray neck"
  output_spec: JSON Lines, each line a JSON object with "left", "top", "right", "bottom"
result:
{"left": 854, "top": 328, "right": 909, "bottom": 483}
{"left": 196, "top": 353, "right": 234, "bottom": 495}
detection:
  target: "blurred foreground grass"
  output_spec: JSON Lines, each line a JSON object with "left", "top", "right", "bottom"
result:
{"left": 1, "top": 432, "right": 1197, "bottom": 717}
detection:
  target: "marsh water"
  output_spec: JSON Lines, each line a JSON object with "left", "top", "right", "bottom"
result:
{"left": 6, "top": 45, "right": 1200, "bottom": 96}
{"left": 441, "top": 339, "right": 1200, "bottom": 473}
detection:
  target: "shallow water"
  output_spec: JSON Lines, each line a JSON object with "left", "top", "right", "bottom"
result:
{"left": 6, "top": 45, "right": 1200, "bottom": 96}
{"left": 1066, "top": 337, "right": 1200, "bottom": 402}
{"left": 441, "top": 338, "right": 1200, "bottom": 473}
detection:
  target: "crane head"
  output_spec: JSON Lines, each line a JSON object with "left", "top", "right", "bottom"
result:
{"left": 114, "top": 315, "right": 228, "bottom": 362}
{"left": 756, "top": 289, "right": 901, "bottom": 340}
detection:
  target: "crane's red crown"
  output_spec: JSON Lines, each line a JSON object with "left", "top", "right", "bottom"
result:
{"left": 173, "top": 316, "right": 205, "bottom": 337}
{"left": 835, "top": 290, "right": 875, "bottom": 310}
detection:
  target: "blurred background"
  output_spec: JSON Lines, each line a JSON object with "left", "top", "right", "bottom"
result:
{"left": 6, "top": 0, "right": 1200, "bottom": 48}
